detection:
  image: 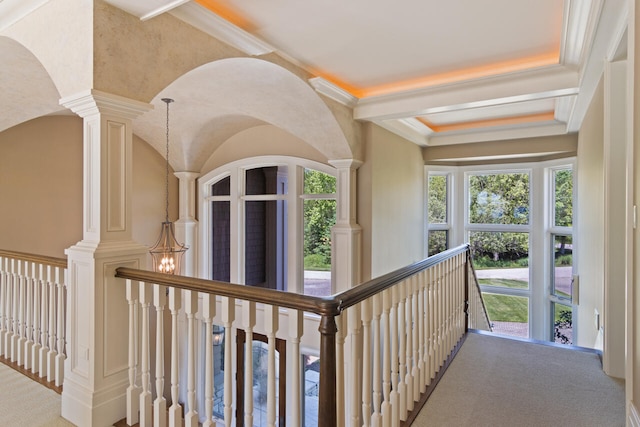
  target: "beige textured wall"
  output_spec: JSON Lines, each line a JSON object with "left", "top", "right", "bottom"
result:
{"left": 576, "top": 77, "right": 605, "bottom": 348}
{"left": 359, "top": 123, "right": 425, "bottom": 280}
{"left": 0, "top": 115, "right": 175, "bottom": 258}
{"left": 0, "top": 116, "right": 83, "bottom": 257}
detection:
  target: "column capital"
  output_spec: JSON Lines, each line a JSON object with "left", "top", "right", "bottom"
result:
{"left": 60, "top": 89, "right": 152, "bottom": 119}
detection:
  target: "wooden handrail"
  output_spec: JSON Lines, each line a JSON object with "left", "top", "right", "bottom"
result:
{"left": 115, "top": 267, "right": 341, "bottom": 317}
{"left": 0, "top": 249, "right": 67, "bottom": 269}
{"left": 115, "top": 244, "right": 471, "bottom": 317}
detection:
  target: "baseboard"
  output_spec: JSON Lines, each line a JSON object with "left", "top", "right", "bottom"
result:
{"left": 630, "top": 401, "right": 640, "bottom": 427}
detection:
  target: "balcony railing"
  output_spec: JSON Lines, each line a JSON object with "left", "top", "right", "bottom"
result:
{"left": 0, "top": 249, "right": 67, "bottom": 389}
{"left": 115, "top": 244, "right": 491, "bottom": 426}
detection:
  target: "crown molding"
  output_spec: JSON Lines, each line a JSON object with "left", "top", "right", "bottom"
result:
{"left": 560, "top": 0, "right": 604, "bottom": 66}
{"left": 169, "top": 2, "right": 274, "bottom": 56}
{"left": 427, "top": 122, "right": 568, "bottom": 146}
{"left": 140, "top": 0, "right": 190, "bottom": 21}
{"left": 0, "top": 0, "right": 49, "bottom": 31}
{"left": 555, "top": 95, "right": 577, "bottom": 123}
{"left": 355, "top": 65, "right": 579, "bottom": 121}
{"left": 59, "top": 90, "right": 152, "bottom": 119}
{"left": 308, "top": 77, "right": 358, "bottom": 107}
{"left": 374, "top": 118, "right": 432, "bottom": 147}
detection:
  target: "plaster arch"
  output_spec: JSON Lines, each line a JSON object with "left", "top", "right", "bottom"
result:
{"left": 133, "top": 58, "right": 356, "bottom": 172}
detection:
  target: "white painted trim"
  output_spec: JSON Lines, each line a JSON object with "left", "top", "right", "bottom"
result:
{"left": 372, "top": 118, "right": 431, "bottom": 147}
{"left": 59, "top": 89, "right": 152, "bottom": 119}
{"left": 630, "top": 402, "right": 640, "bottom": 427}
{"left": 140, "top": 0, "right": 189, "bottom": 21}
{"left": 354, "top": 65, "right": 579, "bottom": 121}
{"left": 169, "top": 2, "right": 274, "bottom": 56}
{"left": 309, "top": 77, "right": 358, "bottom": 107}
{"left": 427, "top": 122, "right": 568, "bottom": 146}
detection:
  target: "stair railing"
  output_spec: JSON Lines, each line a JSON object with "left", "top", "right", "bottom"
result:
{"left": 115, "top": 243, "right": 491, "bottom": 426}
{"left": 0, "top": 249, "right": 67, "bottom": 389}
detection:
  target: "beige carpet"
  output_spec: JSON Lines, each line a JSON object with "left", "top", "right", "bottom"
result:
{"left": 0, "top": 362, "right": 75, "bottom": 426}
{"left": 413, "top": 332, "right": 625, "bottom": 427}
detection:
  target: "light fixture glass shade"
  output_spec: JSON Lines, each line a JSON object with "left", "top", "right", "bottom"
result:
{"left": 150, "top": 221, "right": 187, "bottom": 274}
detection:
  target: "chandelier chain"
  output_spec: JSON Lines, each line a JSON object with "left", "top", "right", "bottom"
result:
{"left": 163, "top": 98, "right": 173, "bottom": 223}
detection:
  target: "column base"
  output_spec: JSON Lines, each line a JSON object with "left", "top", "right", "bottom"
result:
{"left": 62, "top": 375, "right": 129, "bottom": 427}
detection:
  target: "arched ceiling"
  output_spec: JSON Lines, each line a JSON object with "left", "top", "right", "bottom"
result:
{"left": 104, "top": 0, "right": 628, "bottom": 149}
{"left": 133, "top": 58, "right": 351, "bottom": 171}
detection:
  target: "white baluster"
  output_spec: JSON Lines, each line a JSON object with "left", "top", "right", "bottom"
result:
{"left": 17, "top": 260, "right": 25, "bottom": 366}
{"left": 405, "top": 279, "right": 414, "bottom": 413}
{"left": 202, "top": 293, "right": 216, "bottom": 427}
{"left": 361, "top": 299, "right": 372, "bottom": 427}
{"left": 222, "top": 296, "right": 235, "bottom": 427}
{"left": 411, "top": 277, "right": 420, "bottom": 403}
{"left": 347, "top": 304, "right": 361, "bottom": 427}
{"left": 242, "top": 301, "right": 256, "bottom": 427}
{"left": 288, "top": 309, "right": 303, "bottom": 427}
{"left": 38, "top": 265, "right": 50, "bottom": 378}
{"left": 428, "top": 265, "right": 436, "bottom": 382}
{"left": 264, "top": 304, "right": 279, "bottom": 427}
{"left": 168, "top": 288, "right": 182, "bottom": 427}
{"left": 55, "top": 268, "right": 66, "bottom": 387}
{"left": 126, "top": 280, "right": 140, "bottom": 426}
{"left": 335, "top": 313, "right": 346, "bottom": 427}
{"left": 31, "top": 263, "right": 41, "bottom": 374}
{"left": 371, "top": 293, "right": 382, "bottom": 427}
{"left": 46, "top": 267, "right": 57, "bottom": 382}
{"left": 184, "top": 290, "right": 198, "bottom": 427}
{"left": 154, "top": 284, "right": 167, "bottom": 427}
{"left": 417, "top": 272, "right": 426, "bottom": 394}
{"left": 23, "top": 261, "right": 33, "bottom": 370}
{"left": 390, "top": 286, "right": 399, "bottom": 427}
{"left": 0, "top": 257, "right": 6, "bottom": 357}
{"left": 381, "top": 289, "right": 392, "bottom": 427}
{"left": 398, "top": 282, "right": 407, "bottom": 422}
{"left": 139, "top": 281, "right": 152, "bottom": 427}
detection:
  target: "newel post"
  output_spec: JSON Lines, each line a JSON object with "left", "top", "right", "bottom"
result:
{"left": 318, "top": 313, "right": 339, "bottom": 427}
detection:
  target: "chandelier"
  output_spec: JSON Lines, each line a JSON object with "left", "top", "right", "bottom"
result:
{"left": 149, "top": 98, "right": 188, "bottom": 274}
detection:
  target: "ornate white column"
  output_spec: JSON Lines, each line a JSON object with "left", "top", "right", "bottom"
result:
{"left": 59, "top": 89, "right": 152, "bottom": 426}
{"left": 174, "top": 171, "right": 199, "bottom": 277}
{"left": 329, "top": 159, "right": 363, "bottom": 292}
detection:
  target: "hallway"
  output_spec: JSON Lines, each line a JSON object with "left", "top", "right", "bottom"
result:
{"left": 413, "top": 332, "right": 625, "bottom": 426}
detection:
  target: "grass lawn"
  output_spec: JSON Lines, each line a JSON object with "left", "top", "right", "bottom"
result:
{"left": 478, "top": 278, "right": 528, "bottom": 289}
{"left": 482, "top": 293, "right": 528, "bottom": 323}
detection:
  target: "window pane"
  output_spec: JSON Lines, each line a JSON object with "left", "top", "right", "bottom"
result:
{"left": 245, "top": 200, "right": 288, "bottom": 290}
{"left": 304, "top": 355, "right": 320, "bottom": 426}
{"left": 554, "top": 169, "right": 573, "bottom": 227}
{"left": 469, "top": 173, "right": 530, "bottom": 225}
{"left": 246, "top": 166, "right": 288, "bottom": 195}
{"left": 470, "top": 231, "right": 529, "bottom": 289}
{"left": 211, "top": 176, "right": 230, "bottom": 196}
{"left": 482, "top": 293, "right": 529, "bottom": 338}
{"left": 211, "top": 200, "right": 230, "bottom": 282}
{"left": 428, "top": 230, "right": 448, "bottom": 256}
{"left": 553, "top": 302, "right": 573, "bottom": 345}
{"left": 304, "top": 169, "right": 336, "bottom": 194}
{"left": 428, "top": 175, "right": 448, "bottom": 223}
{"left": 552, "top": 234, "right": 573, "bottom": 298}
{"left": 304, "top": 199, "right": 335, "bottom": 296}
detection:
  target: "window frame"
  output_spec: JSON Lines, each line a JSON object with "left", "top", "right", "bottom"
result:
{"left": 199, "top": 156, "right": 337, "bottom": 294}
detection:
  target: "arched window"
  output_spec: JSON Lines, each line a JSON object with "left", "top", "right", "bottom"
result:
{"left": 200, "top": 157, "right": 336, "bottom": 296}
